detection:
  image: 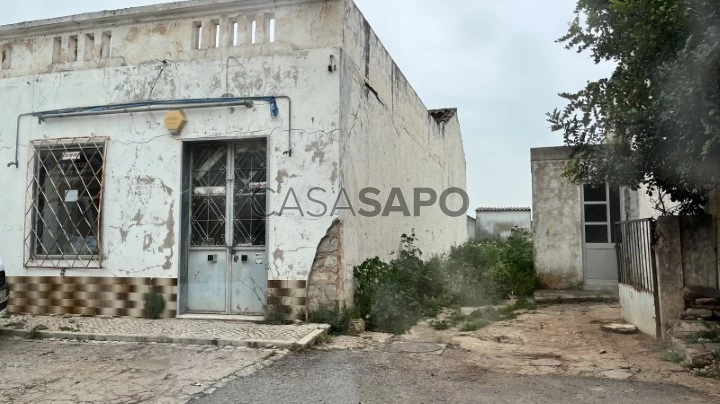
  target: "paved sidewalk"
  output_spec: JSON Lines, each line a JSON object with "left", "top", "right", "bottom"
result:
{"left": 0, "top": 314, "right": 328, "bottom": 348}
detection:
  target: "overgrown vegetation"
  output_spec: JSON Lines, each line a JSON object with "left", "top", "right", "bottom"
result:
{"left": 685, "top": 350, "right": 720, "bottom": 378}
{"left": 663, "top": 349, "right": 686, "bottom": 363}
{"left": 686, "top": 329, "right": 720, "bottom": 344}
{"left": 429, "top": 299, "right": 536, "bottom": 332}
{"left": 263, "top": 303, "right": 293, "bottom": 325}
{"left": 307, "top": 306, "right": 354, "bottom": 335}
{"left": 142, "top": 290, "right": 166, "bottom": 319}
{"left": 353, "top": 230, "right": 536, "bottom": 334}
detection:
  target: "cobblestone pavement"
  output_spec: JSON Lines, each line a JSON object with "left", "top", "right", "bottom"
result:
{"left": 0, "top": 337, "right": 283, "bottom": 404}
{"left": 0, "top": 314, "right": 325, "bottom": 346}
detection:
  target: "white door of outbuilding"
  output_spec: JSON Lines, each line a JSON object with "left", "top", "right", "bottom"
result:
{"left": 582, "top": 183, "right": 621, "bottom": 290}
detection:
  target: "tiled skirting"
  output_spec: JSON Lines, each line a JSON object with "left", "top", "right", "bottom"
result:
{"left": 6, "top": 276, "right": 309, "bottom": 319}
{"left": 6, "top": 276, "right": 177, "bottom": 318}
{"left": 267, "top": 279, "right": 307, "bottom": 318}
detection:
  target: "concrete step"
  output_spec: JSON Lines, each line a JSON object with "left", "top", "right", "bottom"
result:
{"left": 668, "top": 319, "right": 720, "bottom": 339}
{"left": 533, "top": 289, "right": 619, "bottom": 304}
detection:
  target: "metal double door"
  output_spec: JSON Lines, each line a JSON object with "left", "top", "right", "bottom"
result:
{"left": 186, "top": 140, "right": 267, "bottom": 314}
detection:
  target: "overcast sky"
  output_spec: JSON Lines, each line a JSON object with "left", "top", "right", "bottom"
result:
{"left": 0, "top": 0, "right": 613, "bottom": 210}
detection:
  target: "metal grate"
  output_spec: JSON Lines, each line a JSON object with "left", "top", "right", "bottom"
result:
{"left": 190, "top": 144, "right": 228, "bottom": 246}
{"left": 233, "top": 145, "right": 266, "bottom": 246}
{"left": 616, "top": 218, "right": 657, "bottom": 293}
{"left": 189, "top": 142, "right": 266, "bottom": 247}
{"left": 25, "top": 137, "right": 107, "bottom": 268}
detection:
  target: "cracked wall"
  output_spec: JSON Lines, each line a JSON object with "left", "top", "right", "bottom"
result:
{"left": 0, "top": 0, "right": 343, "bottom": 285}
{"left": 337, "top": 0, "right": 469, "bottom": 306}
{"left": 306, "top": 219, "right": 344, "bottom": 313}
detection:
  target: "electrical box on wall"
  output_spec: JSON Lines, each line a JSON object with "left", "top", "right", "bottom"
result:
{"left": 164, "top": 110, "right": 188, "bottom": 136}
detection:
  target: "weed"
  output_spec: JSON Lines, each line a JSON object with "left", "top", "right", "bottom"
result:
{"left": 663, "top": 349, "right": 686, "bottom": 363}
{"left": 314, "top": 333, "right": 333, "bottom": 345}
{"left": 430, "top": 320, "right": 451, "bottom": 330}
{"left": 686, "top": 329, "right": 720, "bottom": 344}
{"left": 142, "top": 290, "right": 165, "bottom": 319}
{"left": 1, "top": 311, "right": 11, "bottom": 319}
{"left": 459, "top": 319, "right": 490, "bottom": 331}
{"left": 308, "top": 306, "right": 355, "bottom": 335}
{"left": 59, "top": 325, "right": 80, "bottom": 332}
{"left": 263, "top": 303, "right": 293, "bottom": 325}
{"left": 5, "top": 320, "right": 27, "bottom": 329}
{"left": 508, "top": 297, "right": 537, "bottom": 311}
{"left": 287, "top": 343, "right": 304, "bottom": 352}
{"left": 27, "top": 325, "right": 47, "bottom": 339}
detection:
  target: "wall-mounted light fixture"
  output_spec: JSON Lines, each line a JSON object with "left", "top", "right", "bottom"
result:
{"left": 164, "top": 110, "right": 188, "bottom": 136}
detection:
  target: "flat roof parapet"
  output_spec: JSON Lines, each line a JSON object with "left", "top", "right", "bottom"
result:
{"left": 476, "top": 207, "right": 531, "bottom": 212}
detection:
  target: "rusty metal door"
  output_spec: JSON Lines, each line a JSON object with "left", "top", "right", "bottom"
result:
{"left": 186, "top": 140, "right": 267, "bottom": 314}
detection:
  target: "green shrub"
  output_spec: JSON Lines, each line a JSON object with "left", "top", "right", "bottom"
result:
{"left": 263, "top": 303, "right": 293, "bottom": 325}
{"left": 663, "top": 349, "right": 686, "bottom": 363}
{"left": 353, "top": 230, "right": 536, "bottom": 335}
{"left": 308, "top": 306, "right": 355, "bottom": 335}
{"left": 459, "top": 319, "right": 490, "bottom": 332}
{"left": 143, "top": 290, "right": 166, "bottom": 319}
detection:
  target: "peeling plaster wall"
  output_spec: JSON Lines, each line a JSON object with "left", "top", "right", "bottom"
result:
{"left": 0, "top": 0, "right": 342, "bottom": 79}
{"left": 0, "top": 0, "right": 343, "bottom": 283}
{"left": 337, "top": 0, "right": 468, "bottom": 304}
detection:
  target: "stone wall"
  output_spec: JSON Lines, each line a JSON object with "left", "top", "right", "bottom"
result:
{"left": 306, "top": 219, "right": 344, "bottom": 313}
{"left": 655, "top": 215, "right": 718, "bottom": 335}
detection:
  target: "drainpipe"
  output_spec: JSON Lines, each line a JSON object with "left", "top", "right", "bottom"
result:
{"left": 7, "top": 96, "right": 293, "bottom": 168}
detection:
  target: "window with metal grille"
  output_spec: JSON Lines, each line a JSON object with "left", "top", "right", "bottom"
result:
{"left": 25, "top": 137, "right": 107, "bottom": 268}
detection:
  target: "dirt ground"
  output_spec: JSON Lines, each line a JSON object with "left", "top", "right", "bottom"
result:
{"left": 320, "top": 302, "right": 720, "bottom": 397}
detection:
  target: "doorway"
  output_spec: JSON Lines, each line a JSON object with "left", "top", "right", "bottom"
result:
{"left": 185, "top": 139, "right": 268, "bottom": 314}
{"left": 582, "top": 183, "right": 621, "bottom": 290}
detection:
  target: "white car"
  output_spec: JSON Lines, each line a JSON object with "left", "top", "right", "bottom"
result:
{"left": 0, "top": 256, "right": 7, "bottom": 313}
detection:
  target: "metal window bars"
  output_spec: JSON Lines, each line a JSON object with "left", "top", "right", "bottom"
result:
{"left": 616, "top": 218, "right": 657, "bottom": 294}
{"left": 24, "top": 137, "right": 107, "bottom": 268}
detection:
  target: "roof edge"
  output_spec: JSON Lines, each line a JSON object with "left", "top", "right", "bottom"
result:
{"left": 476, "top": 207, "right": 531, "bottom": 212}
{"left": 0, "top": 0, "right": 326, "bottom": 40}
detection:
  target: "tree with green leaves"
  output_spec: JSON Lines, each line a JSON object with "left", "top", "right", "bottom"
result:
{"left": 548, "top": 0, "right": 720, "bottom": 215}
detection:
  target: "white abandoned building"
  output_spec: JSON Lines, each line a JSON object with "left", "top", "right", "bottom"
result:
{"left": 532, "top": 146, "right": 720, "bottom": 337}
{"left": 0, "top": 0, "right": 467, "bottom": 319}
